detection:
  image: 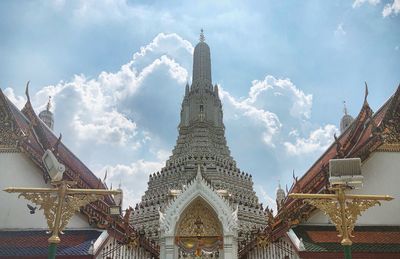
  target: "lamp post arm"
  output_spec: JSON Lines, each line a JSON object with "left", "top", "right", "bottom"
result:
{"left": 4, "top": 187, "right": 57, "bottom": 193}
{"left": 66, "top": 189, "right": 122, "bottom": 195}
{"left": 289, "top": 193, "right": 337, "bottom": 199}
{"left": 289, "top": 193, "right": 394, "bottom": 201}
{"left": 344, "top": 194, "right": 393, "bottom": 201}
{"left": 4, "top": 187, "right": 122, "bottom": 196}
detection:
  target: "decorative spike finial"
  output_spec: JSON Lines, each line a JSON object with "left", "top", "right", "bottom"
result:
{"left": 199, "top": 29, "right": 205, "bottom": 42}
{"left": 46, "top": 96, "right": 52, "bottom": 111}
{"left": 343, "top": 101, "right": 348, "bottom": 115}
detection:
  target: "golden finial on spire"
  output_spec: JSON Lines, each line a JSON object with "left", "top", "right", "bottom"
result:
{"left": 199, "top": 29, "right": 205, "bottom": 42}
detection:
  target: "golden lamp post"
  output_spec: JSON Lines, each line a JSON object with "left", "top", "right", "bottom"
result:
{"left": 289, "top": 158, "right": 393, "bottom": 259}
{"left": 3, "top": 150, "right": 122, "bottom": 259}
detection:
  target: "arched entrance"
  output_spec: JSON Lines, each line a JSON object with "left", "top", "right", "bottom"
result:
{"left": 159, "top": 166, "right": 238, "bottom": 259}
{"left": 175, "top": 198, "right": 223, "bottom": 258}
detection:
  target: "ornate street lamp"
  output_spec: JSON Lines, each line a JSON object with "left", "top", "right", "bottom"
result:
{"left": 3, "top": 150, "right": 122, "bottom": 259}
{"left": 289, "top": 158, "right": 393, "bottom": 259}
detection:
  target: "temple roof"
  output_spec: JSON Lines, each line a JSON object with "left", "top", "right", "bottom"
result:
{"left": 293, "top": 225, "right": 400, "bottom": 255}
{"left": 0, "top": 229, "right": 102, "bottom": 258}
{"left": 272, "top": 84, "right": 400, "bottom": 237}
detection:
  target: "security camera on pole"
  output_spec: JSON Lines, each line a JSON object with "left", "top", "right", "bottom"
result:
{"left": 4, "top": 149, "right": 122, "bottom": 259}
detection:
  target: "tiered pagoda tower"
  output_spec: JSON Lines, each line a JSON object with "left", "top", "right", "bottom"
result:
{"left": 131, "top": 30, "right": 267, "bottom": 242}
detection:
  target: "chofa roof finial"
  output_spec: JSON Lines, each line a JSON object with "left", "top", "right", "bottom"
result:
{"left": 25, "top": 81, "right": 31, "bottom": 103}
{"left": 364, "top": 81, "right": 369, "bottom": 104}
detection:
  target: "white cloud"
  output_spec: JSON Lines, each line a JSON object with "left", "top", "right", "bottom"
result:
{"left": 2, "top": 88, "right": 26, "bottom": 109}
{"left": 284, "top": 124, "right": 338, "bottom": 156}
{"left": 72, "top": 110, "right": 138, "bottom": 146}
{"left": 352, "top": 0, "right": 380, "bottom": 8}
{"left": 101, "top": 158, "right": 165, "bottom": 208}
{"left": 334, "top": 23, "right": 346, "bottom": 37}
{"left": 383, "top": 0, "right": 400, "bottom": 17}
{"left": 289, "top": 129, "right": 299, "bottom": 137}
{"left": 256, "top": 185, "right": 277, "bottom": 215}
{"left": 352, "top": 0, "right": 399, "bottom": 17}
{"left": 219, "top": 75, "right": 312, "bottom": 147}
{"left": 257, "top": 76, "right": 313, "bottom": 120}
{"left": 4, "top": 33, "right": 191, "bottom": 147}
{"left": 220, "top": 87, "right": 281, "bottom": 147}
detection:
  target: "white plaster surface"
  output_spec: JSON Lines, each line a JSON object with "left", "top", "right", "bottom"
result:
{"left": 0, "top": 152, "right": 90, "bottom": 229}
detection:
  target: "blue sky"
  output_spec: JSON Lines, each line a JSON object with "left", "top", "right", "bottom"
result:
{"left": 1, "top": 0, "right": 399, "bottom": 211}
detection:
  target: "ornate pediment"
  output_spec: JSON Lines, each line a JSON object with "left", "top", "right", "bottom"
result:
{"left": 159, "top": 165, "right": 238, "bottom": 237}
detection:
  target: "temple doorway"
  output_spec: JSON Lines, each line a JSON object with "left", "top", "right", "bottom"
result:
{"left": 175, "top": 198, "right": 223, "bottom": 258}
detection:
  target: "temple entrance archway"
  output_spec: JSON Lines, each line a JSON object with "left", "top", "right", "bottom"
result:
{"left": 159, "top": 167, "right": 238, "bottom": 259}
{"left": 176, "top": 198, "right": 223, "bottom": 258}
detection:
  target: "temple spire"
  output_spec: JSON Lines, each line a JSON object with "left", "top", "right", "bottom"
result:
{"left": 340, "top": 100, "right": 354, "bottom": 133}
{"left": 39, "top": 95, "right": 54, "bottom": 130}
{"left": 185, "top": 82, "right": 189, "bottom": 96}
{"left": 46, "top": 96, "right": 52, "bottom": 111}
{"left": 192, "top": 29, "right": 212, "bottom": 88}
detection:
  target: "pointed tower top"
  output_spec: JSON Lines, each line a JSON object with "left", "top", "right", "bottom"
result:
{"left": 46, "top": 96, "right": 52, "bottom": 111}
{"left": 200, "top": 29, "right": 205, "bottom": 42}
{"left": 193, "top": 29, "right": 212, "bottom": 87}
{"left": 185, "top": 82, "right": 190, "bottom": 96}
{"left": 39, "top": 95, "right": 55, "bottom": 130}
{"left": 340, "top": 100, "right": 354, "bottom": 133}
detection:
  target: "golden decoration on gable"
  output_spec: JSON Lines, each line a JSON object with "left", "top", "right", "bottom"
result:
{"left": 0, "top": 96, "right": 20, "bottom": 151}
{"left": 177, "top": 198, "right": 222, "bottom": 237}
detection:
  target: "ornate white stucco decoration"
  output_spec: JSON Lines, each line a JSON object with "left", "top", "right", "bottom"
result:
{"left": 159, "top": 165, "right": 238, "bottom": 237}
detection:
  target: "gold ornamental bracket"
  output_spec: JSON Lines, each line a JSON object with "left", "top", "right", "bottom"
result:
{"left": 289, "top": 187, "right": 393, "bottom": 246}
{"left": 4, "top": 181, "right": 122, "bottom": 244}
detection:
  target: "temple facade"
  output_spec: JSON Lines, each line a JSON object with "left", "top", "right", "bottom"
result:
{"left": 131, "top": 31, "right": 268, "bottom": 258}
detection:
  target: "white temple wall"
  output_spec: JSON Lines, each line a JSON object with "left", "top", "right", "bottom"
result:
{"left": 306, "top": 151, "right": 400, "bottom": 225}
{"left": 0, "top": 152, "right": 90, "bottom": 229}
